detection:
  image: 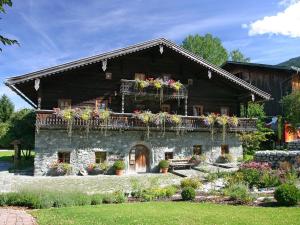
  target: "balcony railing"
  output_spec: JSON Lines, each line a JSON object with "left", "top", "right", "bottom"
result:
{"left": 36, "top": 110, "right": 257, "bottom": 132}
{"left": 120, "top": 79, "right": 188, "bottom": 99}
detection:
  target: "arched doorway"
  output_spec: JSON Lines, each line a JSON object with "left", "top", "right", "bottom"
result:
{"left": 129, "top": 145, "right": 150, "bottom": 173}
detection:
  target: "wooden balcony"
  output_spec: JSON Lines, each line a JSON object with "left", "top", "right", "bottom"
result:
{"left": 36, "top": 110, "right": 257, "bottom": 133}
{"left": 120, "top": 79, "right": 188, "bottom": 99}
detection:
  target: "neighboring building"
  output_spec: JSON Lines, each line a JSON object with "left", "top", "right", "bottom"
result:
{"left": 5, "top": 38, "right": 270, "bottom": 175}
{"left": 222, "top": 61, "right": 300, "bottom": 116}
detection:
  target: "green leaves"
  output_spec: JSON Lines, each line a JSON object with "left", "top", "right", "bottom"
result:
{"left": 0, "top": 0, "right": 13, "bottom": 13}
{"left": 182, "top": 34, "right": 228, "bottom": 66}
{"left": 229, "top": 49, "right": 250, "bottom": 63}
{"left": 0, "top": 0, "right": 19, "bottom": 52}
{"left": 281, "top": 90, "right": 300, "bottom": 129}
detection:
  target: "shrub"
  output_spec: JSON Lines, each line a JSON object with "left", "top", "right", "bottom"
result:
{"left": 102, "top": 194, "right": 116, "bottom": 204}
{"left": 181, "top": 187, "right": 196, "bottom": 201}
{"left": 223, "top": 183, "right": 254, "bottom": 204}
{"left": 180, "top": 178, "right": 201, "bottom": 189}
{"left": 90, "top": 194, "right": 103, "bottom": 205}
{"left": 73, "top": 193, "right": 91, "bottom": 206}
{"left": 113, "top": 160, "right": 125, "bottom": 170}
{"left": 240, "top": 161, "right": 271, "bottom": 170}
{"left": 239, "top": 168, "right": 261, "bottom": 188}
{"left": 52, "top": 193, "right": 75, "bottom": 208}
{"left": 260, "top": 171, "right": 281, "bottom": 188}
{"left": 226, "top": 172, "right": 244, "bottom": 186}
{"left": 158, "top": 160, "right": 169, "bottom": 169}
{"left": 274, "top": 184, "right": 300, "bottom": 206}
{"left": 114, "top": 191, "right": 127, "bottom": 203}
{"left": 165, "top": 186, "right": 178, "bottom": 198}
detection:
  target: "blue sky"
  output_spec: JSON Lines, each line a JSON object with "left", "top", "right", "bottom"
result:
{"left": 1, "top": 0, "right": 300, "bottom": 109}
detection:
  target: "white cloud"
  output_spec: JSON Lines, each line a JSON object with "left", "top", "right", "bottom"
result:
{"left": 247, "top": 1, "right": 300, "bottom": 38}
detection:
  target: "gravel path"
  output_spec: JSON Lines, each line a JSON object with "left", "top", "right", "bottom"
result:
{"left": 0, "top": 173, "right": 182, "bottom": 194}
{"left": 0, "top": 208, "right": 36, "bottom": 225}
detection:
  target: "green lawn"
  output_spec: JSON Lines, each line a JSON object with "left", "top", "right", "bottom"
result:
{"left": 0, "top": 150, "right": 14, "bottom": 162}
{"left": 31, "top": 202, "right": 300, "bottom": 225}
{"left": 0, "top": 150, "right": 34, "bottom": 171}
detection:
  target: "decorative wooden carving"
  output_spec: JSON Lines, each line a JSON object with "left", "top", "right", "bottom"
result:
{"left": 208, "top": 70, "right": 212, "bottom": 79}
{"left": 34, "top": 78, "right": 40, "bottom": 91}
{"left": 159, "top": 45, "right": 164, "bottom": 54}
{"left": 102, "top": 59, "right": 107, "bottom": 72}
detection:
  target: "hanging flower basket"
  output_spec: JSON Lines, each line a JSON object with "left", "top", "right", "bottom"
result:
{"left": 217, "top": 115, "right": 229, "bottom": 144}
{"left": 134, "top": 110, "right": 154, "bottom": 138}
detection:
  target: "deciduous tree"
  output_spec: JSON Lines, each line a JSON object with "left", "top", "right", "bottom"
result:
{"left": 182, "top": 34, "right": 228, "bottom": 66}
{"left": 0, "top": 0, "right": 19, "bottom": 51}
{"left": 0, "top": 94, "right": 14, "bottom": 122}
{"left": 229, "top": 49, "right": 250, "bottom": 63}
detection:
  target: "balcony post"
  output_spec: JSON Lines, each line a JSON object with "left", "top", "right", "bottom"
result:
{"left": 122, "top": 93, "right": 125, "bottom": 113}
{"left": 185, "top": 96, "right": 188, "bottom": 116}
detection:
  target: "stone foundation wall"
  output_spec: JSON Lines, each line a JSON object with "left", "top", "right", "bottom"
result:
{"left": 254, "top": 150, "right": 300, "bottom": 167}
{"left": 34, "top": 129, "right": 243, "bottom": 176}
{"left": 288, "top": 141, "right": 300, "bottom": 151}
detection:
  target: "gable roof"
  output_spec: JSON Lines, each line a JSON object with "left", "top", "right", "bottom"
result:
{"left": 222, "top": 61, "right": 295, "bottom": 72}
{"left": 5, "top": 38, "right": 271, "bottom": 100}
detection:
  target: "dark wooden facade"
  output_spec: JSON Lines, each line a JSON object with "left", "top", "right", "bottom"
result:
{"left": 6, "top": 39, "right": 270, "bottom": 133}
{"left": 223, "top": 62, "right": 298, "bottom": 116}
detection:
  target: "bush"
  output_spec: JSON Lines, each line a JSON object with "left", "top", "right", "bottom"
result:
{"left": 274, "top": 184, "right": 300, "bottom": 206}
{"left": 90, "top": 194, "right": 103, "bottom": 205}
{"left": 158, "top": 160, "right": 169, "bottom": 169}
{"left": 114, "top": 191, "right": 127, "bottom": 203}
{"left": 165, "top": 186, "right": 178, "bottom": 198}
{"left": 113, "top": 160, "right": 125, "bottom": 170}
{"left": 239, "top": 168, "right": 261, "bottom": 188}
{"left": 181, "top": 187, "right": 196, "bottom": 201}
{"left": 73, "top": 193, "right": 91, "bottom": 206}
{"left": 223, "top": 183, "right": 254, "bottom": 204}
{"left": 260, "top": 171, "right": 281, "bottom": 188}
{"left": 180, "top": 178, "right": 201, "bottom": 189}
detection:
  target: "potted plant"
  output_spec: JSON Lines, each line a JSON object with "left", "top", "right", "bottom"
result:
{"left": 159, "top": 160, "right": 169, "bottom": 174}
{"left": 49, "top": 161, "right": 72, "bottom": 176}
{"left": 113, "top": 160, "right": 125, "bottom": 176}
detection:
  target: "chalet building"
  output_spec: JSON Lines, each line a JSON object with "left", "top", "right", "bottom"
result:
{"left": 5, "top": 38, "right": 271, "bottom": 175}
{"left": 222, "top": 61, "right": 300, "bottom": 116}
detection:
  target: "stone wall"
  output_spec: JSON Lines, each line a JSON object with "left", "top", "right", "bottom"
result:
{"left": 288, "top": 141, "right": 300, "bottom": 151}
{"left": 34, "top": 129, "right": 243, "bottom": 176}
{"left": 254, "top": 150, "right": 300, "bottom": 167}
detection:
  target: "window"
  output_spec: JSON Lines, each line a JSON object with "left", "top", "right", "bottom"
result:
{"left": 58, "top": 152, "right": 70, "bottom": 163}
{"left": 220, "top": 107, "right": 229, "bottom": 116}
{"left": 193, "top": 145, "right": 202, "bottom": 155}
{"left": 58, "top": 99, "right": 71, "bottom": 109}
{"left": 221, "top": 145, "right": 229, "bottom": 155}
{"left": 95, "top": 152, "right": 107, "bottom": 163}
{"left": 165, "top": 152, "right": 173, "bottom": 160}
{"left": 95, "top": 98, "right": 109, "bottom": 111}
{"left": 193, "top": 105, "right": 203, "bottom": 116}
{"left": 134, "top": 73, "right": 145, "bottom": 80}
{"left": 161, "top": 104, "right": 170, "bottom": 113}
{"left": 105, "top": 72, "right": 112, "bottom": 80}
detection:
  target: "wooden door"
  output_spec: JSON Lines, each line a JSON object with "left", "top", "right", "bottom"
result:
{"left": 135, "top": 146, "right": 149, "bottom": 173}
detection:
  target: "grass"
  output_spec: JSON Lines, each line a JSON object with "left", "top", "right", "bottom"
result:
{"left": 31, "top": 202, "right": 300, "bottom": 225}
{"left": 0, "top": 150, "right": 14, "bottom": 162}
{"left": 0, "top": 150, "right": 34, "bottom": 171}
